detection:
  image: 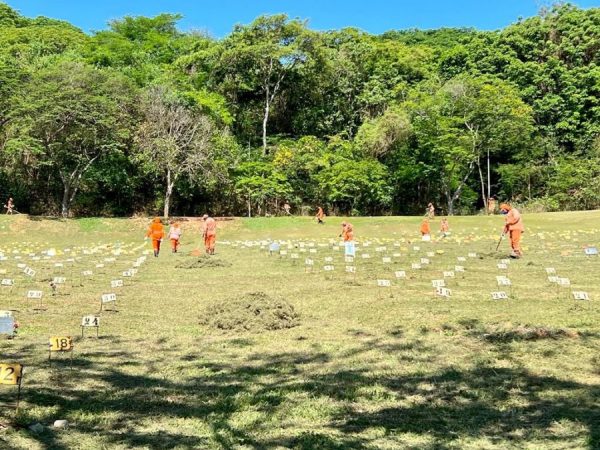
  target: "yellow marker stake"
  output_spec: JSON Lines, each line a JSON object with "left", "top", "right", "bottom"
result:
{"left": 0, "top": 363, "right": 22, "bottom": 385}
{"left": 49, "top": 336, "right": 73, "bottom": 352}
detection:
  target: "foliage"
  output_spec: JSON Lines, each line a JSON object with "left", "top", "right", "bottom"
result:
{"left": 0, "top": 2, "right": 599, "bottom": 216}
{"left": 4, "top": 60, "right": 135, "bottom": 217}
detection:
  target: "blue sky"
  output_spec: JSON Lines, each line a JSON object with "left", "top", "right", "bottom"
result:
{"left": 4, "top": 0, "right": 599, "bottom": 37}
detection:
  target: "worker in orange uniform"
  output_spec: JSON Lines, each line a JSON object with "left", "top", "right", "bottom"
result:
{"left": 440, "top": 218, "right": 449, "bottom": 237}
{"left": 340, "top": 221, "right": 354, "bottom": 241}
{"left": 340, "top": 221, "right": 355, "bottom": 257}
{"left": 500, "top": 203, "right": 524, "bottom": 258}
{"left": 202, "top": 214, "right": 217, "bottom": 255}
{"left": 316, "top": 207, "right": 325, "bottom": 224}
{"left": 146, "top": 217, "right": 164, "bottom": 257}
{"left": 420, "top": 218, "right": 431, "bottom": 236}
{"left": 427, "top": 202, "right": 435, "bottom": 219}
{"left": 168, "top": 221, "right": 183, "bottom": 253}
{"left": 4, "top": 197, "right": 14, "bottom": 214}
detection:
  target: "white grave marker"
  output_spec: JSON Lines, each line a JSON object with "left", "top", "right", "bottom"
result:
{"left": 572, "top": 291, "right": 589, "bottom": 301}
{"left": 436, "top": 287, "right": 451, "bottom": 298}
{"left": 81, "top": 315, "right": 100, "bottom": 327}
{"left": 101, "top": 293, "right": 117, "bottom": 303}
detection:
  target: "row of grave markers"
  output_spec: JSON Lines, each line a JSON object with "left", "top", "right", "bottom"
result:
{"left": 0, "top": 243, "right": 151, "bottom": 412}
{"left": 254, "top": 238, "right": 595, "bottom": 303}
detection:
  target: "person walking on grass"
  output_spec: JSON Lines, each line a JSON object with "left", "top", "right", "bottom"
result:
{"left": 4, "top": 197, "right": 14, "bottom": 214}
{"left": 202, "top": 214, "right": 217, "bottom": 255}
{"left": 146, "top": 217, "right": 164, "bottom": 257}
{"left": 340, "top": 221, "right": 355, "bottom": 257}
{"left": 440, "top": 218, "right": 450, "bottom": 237}
{"left": 168, "top": 221, "right": 182, "bottom": 253}
{"left": 427, "top": 202, "right": 435, "bottom": 219}
{"left": 420, "top": 218, "right": 431, "bottom": 237}
{"left": 500, "top": 203, "right": 524, "bottom": 258}
{"left": 316, "top": 206, "right": 325, "bottom": 224}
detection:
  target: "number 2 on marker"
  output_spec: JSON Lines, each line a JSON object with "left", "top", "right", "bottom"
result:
{"left": 0, "top": 363, "right": 22, "bottom": 385}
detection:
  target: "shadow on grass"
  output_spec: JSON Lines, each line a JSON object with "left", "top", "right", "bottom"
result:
{"left": 10, "top": 336, "right": 600, "bottom": 449}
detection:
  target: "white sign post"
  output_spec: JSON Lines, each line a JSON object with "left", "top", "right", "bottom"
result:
{"left": 100, "top": 293, "right": 117, "bottom": 312}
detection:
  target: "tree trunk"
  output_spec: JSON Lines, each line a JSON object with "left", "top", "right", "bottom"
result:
{"left": 164, "top": 169, "right": 174, "bottom": 218}
{"left": 247, "top": 199, "right": 252, "bottom": 218}
{"left": 262, "top": 89, "right": 270, "bottom": 156}
{"left": 164, "top": 185, "right": 174, "bottom": 218}
{"left": 477, "top": 159, "right": 487, "bottom": 214}
{"left": 486, "top": 149, "right": 491, "bottom": 205}
{"left": 61, "top": 183, "right": 71, "bottom": 218}
{"left": 448, "top": 198, "right": 454, "bottom": 216}
{"left": 163, "top": 188, "right": 172, "bottom": 218}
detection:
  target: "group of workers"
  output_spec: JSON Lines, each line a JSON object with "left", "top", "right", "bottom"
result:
{"left": 146, "top": 201, "right": 523, "bottom": 260}
{"left": 145, "top": 214, "right": 217, "bottom": 257}
{"left": 318, "top": 202, "right": 524, "bottom": 259}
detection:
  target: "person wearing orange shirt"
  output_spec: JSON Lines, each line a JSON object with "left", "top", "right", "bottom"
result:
{"left": 168, "top": 221, "right": 183, "bottom": 253}
{"left": 316, "top": 207, "right": 325, "bottom": 224}
{"left": 440, "top": 218, "right": 449, "bottom": 237}
{"left": 340, "top": 221, "right": 355, "bottom": 257}
{"left": 146, "top": 217, "right": 164, "bottom": 257}
{"left": 427, "top": 202, "right": 435, "bottom": 219}
{"left": 340, "top": 222, "right": 354, "bottom": 242}
{"left": 500, "top": 203, "right": 524, "bottom": 258}
{"left": 202, "top": 214, "right": 217, "bottom": 255}
{"left": 420, "top": 218, "right": 431, "bottom": 236}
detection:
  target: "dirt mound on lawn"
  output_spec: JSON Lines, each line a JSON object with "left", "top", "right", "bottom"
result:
{"left": 200, "top": 292, "right": 299, "bottom": 332}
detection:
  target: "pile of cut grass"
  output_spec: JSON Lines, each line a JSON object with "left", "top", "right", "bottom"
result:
{"left": 199, "top": 291, "right": 299, "bottom": 332}
{"left": 470, "top": 323, "right": 579, "bottom": 342}
{"left": 175, "top": 255, "right": 232, "bottom": 269}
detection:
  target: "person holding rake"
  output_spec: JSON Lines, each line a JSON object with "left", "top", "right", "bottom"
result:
{"left": 500, "top": 203, "right": 524, "bottom": 258}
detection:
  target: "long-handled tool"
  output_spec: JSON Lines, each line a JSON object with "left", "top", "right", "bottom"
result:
{"left": 495, "top": 233, "right": 506, "bottom": 252}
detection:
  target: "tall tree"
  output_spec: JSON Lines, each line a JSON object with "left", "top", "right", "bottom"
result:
{"left": 135, "top": 86, "right": 221, "bottom": 217}
{"left": 214, "top": 14, "right": 316, "bottom": 154}
{"left": 5, "top": 61, "right": 135, "bottom": 217}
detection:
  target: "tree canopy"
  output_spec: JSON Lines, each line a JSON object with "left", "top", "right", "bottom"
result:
{"left": 0, "top": 3, "right": 598, "bottom": 216}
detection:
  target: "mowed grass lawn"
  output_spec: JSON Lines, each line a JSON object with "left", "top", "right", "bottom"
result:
{"left": 1, "top": 212, "right": 599, "bottom": 449}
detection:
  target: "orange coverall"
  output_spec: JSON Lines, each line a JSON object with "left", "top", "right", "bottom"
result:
{"left": 440, "top": 219, "right": 449, "bottom": 233}
{"left": 146, "top": 218, "right": 164, "bottom": 256}
{"left": 203, "top": 217, "right": 217, "bottom": 254}
{"left": 502, "top": 204, "right": 524, "bottom": 257}
{"left": 316, "top": 207, "right": 325, "bottom": 224}
{"left": 168, "top": 223, "right": 182, "bottom": 252}
{"left": 420, "top": 219, "right": 431, "bottom": 236}
{"left": 342, "top": 223, "right": 354, "bottom": 242}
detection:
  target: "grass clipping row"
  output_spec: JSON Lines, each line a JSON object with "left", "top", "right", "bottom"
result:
{"left": 200, "top": 292, "right": 299, "bottom": 332}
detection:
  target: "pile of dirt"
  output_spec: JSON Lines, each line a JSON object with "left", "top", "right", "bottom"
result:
{"left": 175, "top": 256, "right": 231, "bottom": 269}
{"left": 200, "top": 292, "right": 299, "bottom": 332}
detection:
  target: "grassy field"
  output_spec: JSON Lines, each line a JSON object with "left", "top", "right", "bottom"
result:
{"left": 0, "top": 212, "right": 599, "bottom": 449}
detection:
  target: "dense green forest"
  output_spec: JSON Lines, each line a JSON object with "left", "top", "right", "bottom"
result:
{"left": 0, "top": 3, "right": 598, "bottom": 217}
